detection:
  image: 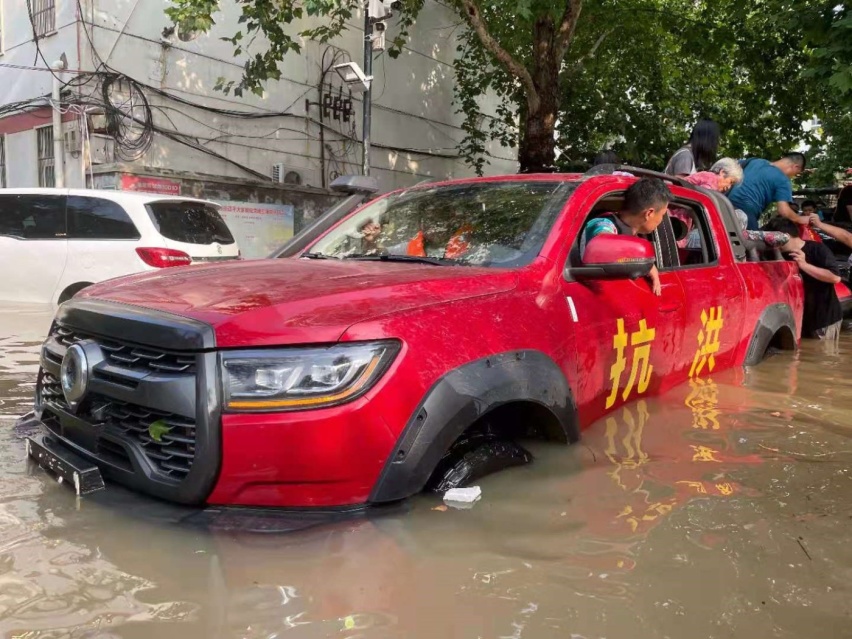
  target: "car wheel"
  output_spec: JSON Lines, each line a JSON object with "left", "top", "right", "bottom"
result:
{"left": 428, "top": 432, "right": 533, "bottom": 493}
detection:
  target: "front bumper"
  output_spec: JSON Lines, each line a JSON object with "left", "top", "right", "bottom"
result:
{"left": 33, "top": 299, "right": 222, "bottom": 505}
{"left": 208, "top": 400, "right": 399, "bottom": 508}
{"left": 20, "top": 412, "right": 392, "bottom": 532}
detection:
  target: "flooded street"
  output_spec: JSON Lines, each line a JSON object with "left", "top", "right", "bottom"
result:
{"left": 2, "top": 308, "right": 852, "bottom": 638}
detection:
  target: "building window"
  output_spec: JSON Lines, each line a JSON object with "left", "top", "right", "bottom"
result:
{"left": 31, "top": 0, "right": 56, "bottom": 37}
{"left": 37, "top": 126, "right": 55, "bottom": 187}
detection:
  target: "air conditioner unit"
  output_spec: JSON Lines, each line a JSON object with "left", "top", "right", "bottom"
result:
{"left": 272, "top": 163, "right": 302, "bottom": 184}
{"left": 64, "top": 129, "right": 81, "bottom": 154}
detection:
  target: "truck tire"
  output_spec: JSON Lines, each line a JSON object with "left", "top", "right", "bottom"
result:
{"left": 428, "top": 431, "right": 532, "bottom": 493}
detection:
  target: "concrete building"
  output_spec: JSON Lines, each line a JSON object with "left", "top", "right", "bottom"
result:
{"left": 0, "top": 0, "right": 516, "bottom": 256}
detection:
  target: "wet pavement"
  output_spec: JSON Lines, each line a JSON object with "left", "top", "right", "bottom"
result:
{"left": 2, "top": 307, "right": 852, "bottom": 638}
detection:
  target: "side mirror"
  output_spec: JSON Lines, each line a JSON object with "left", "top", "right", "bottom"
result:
{"left": 566, "top": 234, "right": 655, "bottom": 281}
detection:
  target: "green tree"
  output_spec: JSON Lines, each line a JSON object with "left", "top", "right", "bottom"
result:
{"left": 166, "top": 0, "right": 849, "bottom": 178}
{"left": 166, "top": 0, "right": 610, "bottom": 173}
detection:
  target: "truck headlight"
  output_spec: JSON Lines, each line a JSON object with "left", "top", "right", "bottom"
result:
{"left": 222, "top": 341, "right": 400, "bottom": 411}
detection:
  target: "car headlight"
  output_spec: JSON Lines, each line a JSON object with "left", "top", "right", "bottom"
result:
{"left": 222, "top": 341, "right": 400, "bottom": 411}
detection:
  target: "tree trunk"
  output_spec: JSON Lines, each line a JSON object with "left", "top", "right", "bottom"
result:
{"left": 518, "top": 18, "right": 560, "bottom": 173}
{"left": 518, "top": 93, "right": 559, "bottom": 173}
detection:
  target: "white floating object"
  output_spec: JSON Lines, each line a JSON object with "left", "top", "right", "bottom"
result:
{"left": 443, "top": 486, "right": 482, "bottom": 506}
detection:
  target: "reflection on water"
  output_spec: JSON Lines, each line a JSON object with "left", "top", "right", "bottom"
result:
{"left": 2, "top": 310, "right": 852, "bottom": 637}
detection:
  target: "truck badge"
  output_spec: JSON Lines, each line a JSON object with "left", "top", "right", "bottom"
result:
{"left": 60, "top": 343, "right": 90, "bottom": 412}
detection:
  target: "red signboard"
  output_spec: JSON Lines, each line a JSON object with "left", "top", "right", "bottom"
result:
{"left": 120, "top": 175, "right": 182, "bottom": 196}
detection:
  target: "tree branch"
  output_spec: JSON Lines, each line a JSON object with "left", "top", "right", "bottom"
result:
{"left": 458, "top": 0, "right": 541, "bottom": 112}
{"left": 554, "top": 0, "right": 583, "bottom": 61}
{"left": 569, "top": 29, "right": 611, "bottom": 74}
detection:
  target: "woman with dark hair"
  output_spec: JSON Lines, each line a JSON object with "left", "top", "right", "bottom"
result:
{"left": 664, "top": 119, "right": 721, "bottom": 176}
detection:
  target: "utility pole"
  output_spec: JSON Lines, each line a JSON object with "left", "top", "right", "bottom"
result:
{"left": 362, "top": 2, "right": 373, "bottom": 177}
{"left": 51, "top": 55, "right": 68, "bottom": 188}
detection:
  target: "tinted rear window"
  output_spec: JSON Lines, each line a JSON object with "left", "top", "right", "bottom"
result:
{"left": 67, "top": 196, "right": 140, "bottom": 240}
{"left": 146, "top": 201, "right": 235, "bottom": 245}
{"left": 0, "top": 194, "right": 66, "bottom": 239}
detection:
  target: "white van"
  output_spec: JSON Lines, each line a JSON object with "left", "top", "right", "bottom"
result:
{"left": 0, "top": 189, "right": 240, "bottom": 305}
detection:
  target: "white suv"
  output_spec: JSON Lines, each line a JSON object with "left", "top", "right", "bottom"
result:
{"left": 0, "top": 189, "right": 240, "bottom": 305}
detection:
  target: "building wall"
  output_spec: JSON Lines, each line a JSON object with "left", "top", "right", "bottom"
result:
{"left": 0, "top": 0, "right": 518, "bottom": 194}
{"left": 85, "top": 0, "right": 516, "bottom": 190}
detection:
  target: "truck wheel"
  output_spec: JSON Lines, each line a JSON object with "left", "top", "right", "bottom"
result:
{"left": 427, "top": 431, "right": 533, "bottom": 493}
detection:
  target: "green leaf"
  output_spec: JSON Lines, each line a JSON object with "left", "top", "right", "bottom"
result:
{"left": 148, "top": 420, "right": 171, "bottom": 443}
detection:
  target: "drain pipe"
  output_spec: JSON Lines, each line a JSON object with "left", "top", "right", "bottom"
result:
{"left": 50, "top": 55, "right": 67, "bottom": 188}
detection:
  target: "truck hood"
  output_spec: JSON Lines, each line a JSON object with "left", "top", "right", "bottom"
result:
{"left": 81, "top": 258, "right": 519, "bottom": 347}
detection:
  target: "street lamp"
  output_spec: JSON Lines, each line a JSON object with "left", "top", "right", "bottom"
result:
{"left": 333, "top": 58, "right": 375, "bottom": 177}
{"left": 332, "top": 62, "right": 372, "bottom": 94}
{"left": 332, "top": 0, "right": 400, "bottom": 178}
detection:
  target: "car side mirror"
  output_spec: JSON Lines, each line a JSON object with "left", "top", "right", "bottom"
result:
{"left": 566, "top": 234, "right": 655, "bottom": 281}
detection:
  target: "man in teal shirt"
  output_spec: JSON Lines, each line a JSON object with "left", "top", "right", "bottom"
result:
{"left": 728, "top": 153, "right": 809, "bottom": 230}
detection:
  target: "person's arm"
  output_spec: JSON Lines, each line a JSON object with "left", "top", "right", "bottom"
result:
{"left": 811, "top": 214, "right": 852, "bottom": 249}
{"left": 647, "top": 265, "right": 662, "bottom": 296}
{"left": 777, "top": 201, "right": 811, "bottom": 226}
{"left": 789, "top": 249, "right": 842, "bottom": 284}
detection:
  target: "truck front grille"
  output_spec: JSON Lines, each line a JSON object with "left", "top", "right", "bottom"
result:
{"left": 51, "top": 326, "right": 197, "bottom": 374}
{"left": 42, "top": 371, "right": 197, "bottom": 480}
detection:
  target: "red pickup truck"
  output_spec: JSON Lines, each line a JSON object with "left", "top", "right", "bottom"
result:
{"left": 23, "top": 168, "right": 807, "bottom": 509}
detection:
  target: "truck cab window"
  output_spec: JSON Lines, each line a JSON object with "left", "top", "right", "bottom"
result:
{"left": 662, "top": 203, "right": 717, "bottom": 269}
{"left": 569, "top": 193, "right": 663, "bottom": 267}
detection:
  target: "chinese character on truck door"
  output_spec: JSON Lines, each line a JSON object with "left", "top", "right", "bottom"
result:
{"left": 606, "top": 318, "right": 656, "bottom": 409}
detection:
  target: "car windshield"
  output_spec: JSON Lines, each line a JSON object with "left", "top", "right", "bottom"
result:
{"left": 307, "top": 181, "right": 575, "bottom": 268}
{"left": 146, "top": 201, "right": 236, "bottom": 246}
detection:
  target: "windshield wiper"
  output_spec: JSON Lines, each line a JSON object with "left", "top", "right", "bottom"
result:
{"left": 345, "top": 254, "right": 454, "bottom": 266}
{"left": 302, "top": 252, "right": 332, "bottom": 260}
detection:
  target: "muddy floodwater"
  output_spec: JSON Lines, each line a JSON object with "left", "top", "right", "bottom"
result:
{"left": 2, "top": 307, "right": 852, "bottom": 638}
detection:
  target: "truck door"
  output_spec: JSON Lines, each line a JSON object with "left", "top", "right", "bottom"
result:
{"left": 658, "top": 189, "right": 745, "bottom": 383}
{"left": 561, "top": 186, "right": 686, "bottom": 426}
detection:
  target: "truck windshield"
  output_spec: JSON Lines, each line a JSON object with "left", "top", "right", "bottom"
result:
{"left": 146, "top": 201, "right": 236, "bottom": 245}
{"left": 306, "top": 180, "right": 575, "bottom": 268}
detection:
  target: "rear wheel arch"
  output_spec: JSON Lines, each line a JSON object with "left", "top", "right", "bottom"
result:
{"left": 368, "top": 350, "right": 579, "bottom": 504}
{"left": 744, "top": 303, "right": 798, "bottom": 366}
{"left": 57, "top": 282, "right": 94, "bottom": 305}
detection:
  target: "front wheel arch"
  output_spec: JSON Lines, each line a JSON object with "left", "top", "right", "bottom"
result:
{"left": 368, "top": 350, "right": 579, "bottom": 504}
